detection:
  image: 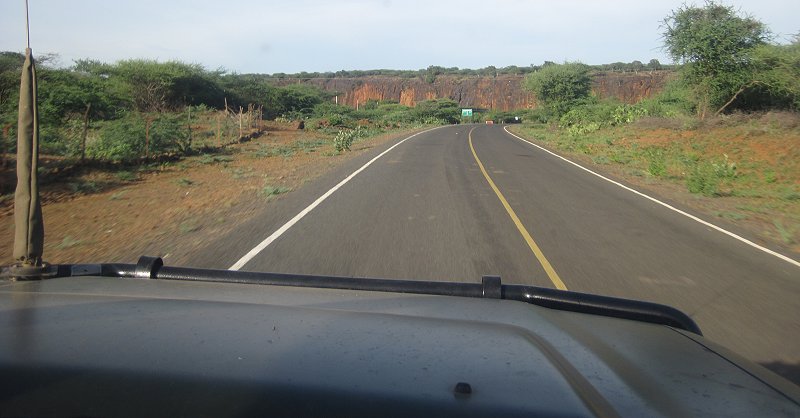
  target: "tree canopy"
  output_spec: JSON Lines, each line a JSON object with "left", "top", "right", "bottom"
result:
{"left": 661, "top": 1, "right": 770, "bottom": 116}
{"left": 524, "top": 62, "right": 592, "bottom": 116}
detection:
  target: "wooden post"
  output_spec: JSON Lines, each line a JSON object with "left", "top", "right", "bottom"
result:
{"left": 186, "top": 106, "right": 193, "bottom": 152}
{"left": 144, "top": 115, "right": 152, "bottom": 159}
{"left": 1, "top": 124, "right": 8, "bottom": 169}
{"left": 81, "top": 102, "right": 91, "bottom": 162}
{"left": 216, "top": 113, "right": 222, "bottom": 147}
{"left": 238, "top": 106, "right": 243, "bottom": 140}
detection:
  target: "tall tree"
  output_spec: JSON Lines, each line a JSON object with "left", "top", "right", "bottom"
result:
{"left": 524, "top": 62, "right": 591, "bottom": 116}
{"left": 661, "top": 1, "right": 769, "bottom": 117}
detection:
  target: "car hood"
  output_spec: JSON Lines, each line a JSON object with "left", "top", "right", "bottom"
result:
{"left": 1, "top": 276, "right": 799, "bottom": 417}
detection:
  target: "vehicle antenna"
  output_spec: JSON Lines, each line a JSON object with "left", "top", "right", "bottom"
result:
{"left": 3, "top": 0, "right": 53, "bottom": 280}
{"left": 25, "top": 0, "right": 31, "bottom": 49}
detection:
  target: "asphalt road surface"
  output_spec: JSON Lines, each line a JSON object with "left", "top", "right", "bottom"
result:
{"left": 190, "top": 124, "right": 800, "bottom": 382}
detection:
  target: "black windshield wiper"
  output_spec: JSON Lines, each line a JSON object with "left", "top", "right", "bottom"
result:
{"left": 54, "top": 255, "right": 702, "bottom": 335}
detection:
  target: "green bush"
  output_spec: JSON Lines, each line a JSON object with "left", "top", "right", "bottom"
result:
{"left": 611, "top": 104, "right": 648, "bottom": 125}
{"left": 558, "top": 99, "right": 649, "bottom": 136}
{"left": 638, "top": 79, "right": 695, "bottom": 117}
{"left": 525, "top": 62, "right": 592, "bottom": 116}
{"left": 412, "top": 99, "right": 460, "bottom": 124}
{"left": 89, "top": 112, "right": 186, "bottom": 161}
{"left": 686, "top": 155, "right": 737, "bottom": 196}
{"left": 333, "top": 129, "right": 356, "bottom": 152}
{"left": 39, "top": 125, "right": 71, "bottom": 156}
{"left": 381, "top": 110, "right": 415, "bottom": 125}
{"left": 687, "top": 163, "right": 720, "bottom": 196}
{"left": 89, "top": 115, "right": 146, "bottom": 161}
{"left": 645, "top": 148, "right": 667, "bottom": 177}
{"left": 522, "top": 107, "right": 556, "bottom": 124}
{"left": 331, "top": 125, "right": 383, "bottom": 152}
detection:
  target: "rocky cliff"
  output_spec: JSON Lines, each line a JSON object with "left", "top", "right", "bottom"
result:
{"left": 271, "top": 71, "right": 674, "bottom": 111}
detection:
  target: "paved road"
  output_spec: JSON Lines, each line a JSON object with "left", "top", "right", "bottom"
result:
{"left": 190, "top": 124, "right": 800, "bottom": 380}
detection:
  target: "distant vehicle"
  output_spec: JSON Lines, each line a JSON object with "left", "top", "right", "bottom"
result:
{"left": 2, "top": 256, "right": 799, "bottom": 417}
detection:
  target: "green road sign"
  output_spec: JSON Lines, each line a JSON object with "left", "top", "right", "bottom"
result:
{"left": 462, "top": 109, "right": 473, "bottom": 117}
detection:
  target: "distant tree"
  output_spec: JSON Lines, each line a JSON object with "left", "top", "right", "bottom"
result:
{"left": 219, "top": 73, "right": 281, "bottom": 115}
{"left": 0, "top": 52, "right": 25, "bottom": 111}
{"left": 105, "top": 59, "right": 223, "bottom": 112}
{"left": 661, "top": 1, "right": 770, "bottom": 117}
{"left": 482, "top": 65, "right": 497, "bottom": 77}
{"left": 647, "top": 59, "right": 662, "bottom": 70}
{"left": 277, "top": 83, "right": 329, "bottom": 113}
{"left": 607, "top": 62, "right": 626, "bottom": 72}
{"left": 412, "top": 99, "right": 460, "bottom": 123}
{"left": 424, "top": 65, "right": 444, "bottom": 83}
{"left": 524, "top": 62, "right": 591, "bottom": 116}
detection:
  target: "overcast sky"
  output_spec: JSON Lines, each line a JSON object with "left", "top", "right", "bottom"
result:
{"left": 1, "top": 0, "right": 798, "bottom": 74}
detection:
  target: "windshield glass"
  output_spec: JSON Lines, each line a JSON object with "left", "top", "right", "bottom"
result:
{"left": 1, "top": 0, "right": 798, "bottom": 387}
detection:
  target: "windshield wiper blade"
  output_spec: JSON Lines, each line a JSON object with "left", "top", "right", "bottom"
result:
{"left": 55, "top": 256, "right": 702, "bottom": 336}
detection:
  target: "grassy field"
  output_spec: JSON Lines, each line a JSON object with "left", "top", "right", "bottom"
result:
{"left": 508, "top": 112, "right": 800, "bottom": 253}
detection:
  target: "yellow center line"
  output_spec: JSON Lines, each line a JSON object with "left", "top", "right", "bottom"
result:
{"left": 468, "top": 127, "right": 568, "bottom": 290}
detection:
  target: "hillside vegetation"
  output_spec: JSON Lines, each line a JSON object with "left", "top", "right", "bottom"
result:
{"left": 0, "top": 56, "right": 464, "bottom": 166}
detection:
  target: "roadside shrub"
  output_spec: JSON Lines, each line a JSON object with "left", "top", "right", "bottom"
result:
{"left": 558, "top": 99, "right": 649, "bottom": 136}
{"left": 149, "top": 113, "right": 187, "bottom": 153}
{"left": 522, "top": 107, "right": 556, "bottom": 124}
{"left": 687, "top": 163, "right": 720, "bottom": 196}
{"left": 712, "top": 154, "right": 737, "bottom": 179}
{"left": 89, "top": 112, "right": 186, "bottom": 161}
{"left": 326, "top": 114, "right": 352, "bottom": 127}
{"left": 89, "top": 115, "right": 145, "bottom": 161}
{"left": 412, "top": 99, "right": 460, "bottom": 124}
{"left": 611, "top": 104, "right": 648, "bottom": 125}
{"left": 331, "top": 125, "right": 381, "bottom": 152}
{"left": 686, "top": 155, "right": 737, "bottom": 196}
{"left": 421, "top": 116, "right": 448, "bottom": 125}
{"left": 351, "top": 109, "right": 382, "bottom": 121}
{"left": 333, "top": 129, "right": 355, "bottom": 152}
{"left": 558, "top": 100, "right": 613, "bottom": 134}
{"left": 39, "top": 125, "right": 71, "bottom": 156}
{"left": 645, "top": 148, "right": 667, "bottom": 177}
{"left": 381, "top": 110, "right": 415, "bottom": 125}
{"left": 638, "top": 79, "right": 695, "bottom": 117}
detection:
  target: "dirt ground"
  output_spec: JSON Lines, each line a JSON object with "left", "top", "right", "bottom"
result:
{"left": 0, "top": 122, "right": 418, "bottom": 266}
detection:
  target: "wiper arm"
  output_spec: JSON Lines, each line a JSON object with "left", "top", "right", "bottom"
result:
{"left": 58, "top": 256, "right": 702, "bottom": 336}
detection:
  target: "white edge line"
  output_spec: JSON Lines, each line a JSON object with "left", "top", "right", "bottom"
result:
{"left": 503, "top": 126, "right": 800, "bottom": 269}
{"left": 229, "top": 126, "right": 446, "bottom": 270}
